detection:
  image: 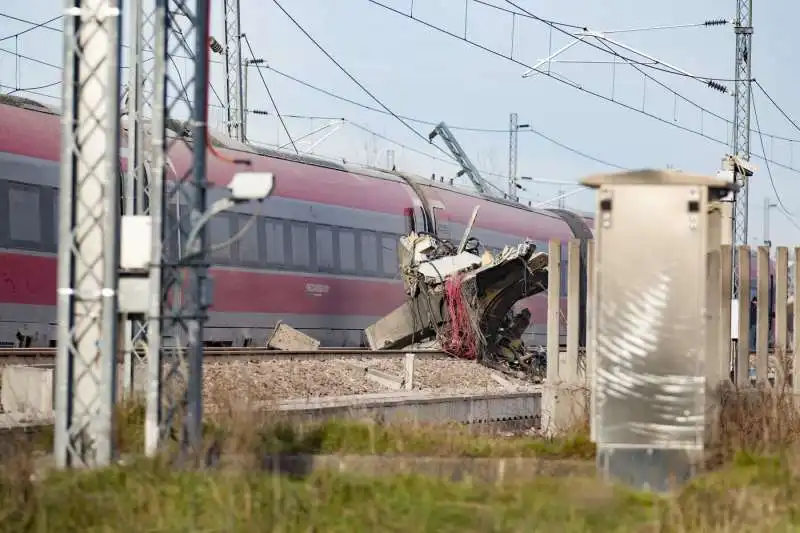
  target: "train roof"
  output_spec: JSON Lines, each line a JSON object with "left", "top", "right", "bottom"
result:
{"left": 0, "top": 95, "right": 594, "bottom": 230}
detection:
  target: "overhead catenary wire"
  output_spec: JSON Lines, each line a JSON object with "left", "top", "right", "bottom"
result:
{"left": 2, "top": 79, "right": 62, "bottom": 95}
{"left": 501, "top": 0, "right": 733, "bottom": 84}
{"left": 269, "top": 0, "right": 458, "bottom": 164}
{"left": 241, "top": 33, "right": 297, "bottom": 154}
{"left": 5, "top": 8, "right": 800, "bottom": 185}
{"left": 262, "top": 65, "right": 626, "bottom": 169}
{"left": 0, "top": 15, "right": 61, "bottom": 42}
{"left": 754, "top": 80, "right": 800, "bottom": 137}
{"left": 476, "top": 0, "right": 733, "bottom": 84}
{"left": 473, "top": 0, "right": 729, "bottom": 34}
{"left": 752, "top": 93, "right": 800, "bottom": 233}
{"left": 361, "top": 0, "right": 800, "bottom": 174}
{"left": 2, "top": 9, "right": 799, "bottom": 144}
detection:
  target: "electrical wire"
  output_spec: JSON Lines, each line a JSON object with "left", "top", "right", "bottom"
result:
{"left": 2, "top": 79, "right": 61, "bottom": 95}
{"left": 0, "top": 15, "right": 61, "bottom": 42}
{"left": 241, "top": 34, "right": 297, "bottom": 154}
{"left": 754, "top": 80, "right": 800, "bottom": 136}
{"left": 752, "top": 93, "right": 800, "bottom": 233}
{"left": 361, "top": 0, "right": 800, "bottom": 173}
{"left": 476, "top": 1, "right": 729, "bottom": 34}
{"left": 260, "top": 65, "right": 624, "bottom": 169}
{"left": 200, "top": 18, "right": 251, "bottom": 167}
{"left": 502, "top": 0, "right": 734, "bottom": 84}
{"left": 3, "top": 8, "right": 800, "bottom": 147}
{"left": 270, "top": 0, "right": 457, "bottom": 163}
{"left": 168, "top": 25, "right": 227, "bottom": 111}
{"left": 489, "top": 0, "right": 735, "bottom": 84}
{"left": 6, "top": 8, "right": 800, "bottom": 185}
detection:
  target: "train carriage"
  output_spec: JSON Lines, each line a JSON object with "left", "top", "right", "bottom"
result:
{"left": 1, "top": 95, "right": 593, "bottom": 348}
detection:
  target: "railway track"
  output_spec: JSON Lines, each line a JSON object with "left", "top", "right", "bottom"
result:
{"left": 0, "top": 347, "right": 447, "bottom": 365}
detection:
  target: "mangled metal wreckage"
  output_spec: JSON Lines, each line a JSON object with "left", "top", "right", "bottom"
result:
{"left": 364, "top": 209, "right": 549, "bottom": 381}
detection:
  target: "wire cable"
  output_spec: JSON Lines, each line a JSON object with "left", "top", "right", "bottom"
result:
{"left": 2, "top": 79, "right": 62, "bottom": 95}
{"left": 241, "top": 33, "right": 297, "bottom": 154}
{"left": 752, "top": 93, "right": 800, "bottom": 232}
{"left": 274, "top": 65, "right": 624, "bottom": 168}
{"left": 502, "top": 0, "right": 734, "bottom": 84}
{"left": 0, "top": 15, "right": 61, "bottom": 42}
{"left": 474, "top": 1, "right": 730, "bottom": 35}
{"left": 362, "top": 0, "right": 800, "bottom": 173}
{"left": 270, "top": 0, "right": 457, "bottom": 163}
{"left": 754, "top": 80, "right": 800, "bottom": 136}
{"left": 3, "top": 9, "right": 799, "bottom": 145}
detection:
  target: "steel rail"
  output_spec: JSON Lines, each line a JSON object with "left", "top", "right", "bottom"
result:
{"left": 0, "top": 347, "right": 447, "bottom": 365}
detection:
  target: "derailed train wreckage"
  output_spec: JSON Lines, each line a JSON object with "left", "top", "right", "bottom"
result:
{"left": 363, "top": 208, "right": 550, "bottom": 381}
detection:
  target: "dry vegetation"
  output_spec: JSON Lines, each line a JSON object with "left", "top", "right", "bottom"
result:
{"left": 2, "top": 380, "right": 800, "bottom": 531}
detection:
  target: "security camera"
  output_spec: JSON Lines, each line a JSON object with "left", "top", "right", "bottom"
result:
{"left": 227, "top": 172, "right": 275, "bottom": 203}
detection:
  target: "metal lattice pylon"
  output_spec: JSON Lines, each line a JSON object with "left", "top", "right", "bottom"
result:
{"left": 54, "top": 0, "right": 124, "bottom": 468}
{"left": 731, "top": 0, "right": 753, "bottom": 297}
{"left": 119, "top": 0, "right": 157, "bottom": 399}
{"left": 223, "top": 0, "right": 243, "bottom": 140}
{"left": 144, "top": 0, "right": 211, "bottom": 456}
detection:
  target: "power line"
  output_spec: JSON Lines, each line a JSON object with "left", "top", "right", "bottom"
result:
{"left": 269, "top": 0, "right": 457, "bottom": 163}
{"left": 752, "top": 92, "right": 800, "bottom": 234}
{"left": 241, "top": 34, "right": 297, "bottom": 153}
{"left": 262, "top": 112, "right": 626, "bottom": 183}
{"left": 498, "top": 0, "right": 736, "bottom": 84}
{"left": 6, "top": 8, "right": 800, "bottom": 181}
{"left": 474, "top": 1, "right": 728, "bottom": 34}
{"left": 362, "top": 0, "right": 800, "bottom": 173}
{"left": 0, "top": 15, "right": 61, "bottom": 42}
{"left": 3, "top": 8, "right": 800, "bottom": 146}
{"left": 754, "top": 80, "right": 800, "bottom": 137}
{"left": 477, "top": 0, "right": 731, "bottom": 83}
{"left": 1, "top": 79, "right": 61, "bottom": 94}
{"left": 262, "top": 64, "right": 626, "bottom": 168}
{"left": 0, "top": 35, "right": 632, "bottom": 171}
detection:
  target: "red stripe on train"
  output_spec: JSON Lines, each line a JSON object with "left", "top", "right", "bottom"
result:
{"left": 0, "top": 251, "right": 550, "bottom": 321}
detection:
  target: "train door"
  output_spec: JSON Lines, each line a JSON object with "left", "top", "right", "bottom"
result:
{"left": 404, "top": 201, "right": 430, "bottom": 235}
{"left": 422, "top": 188, "right": 451, "bottom": 241}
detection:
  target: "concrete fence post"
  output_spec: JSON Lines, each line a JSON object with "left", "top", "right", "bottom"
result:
{"left": 403, "top": 353, "right": 415, "bottom": 391}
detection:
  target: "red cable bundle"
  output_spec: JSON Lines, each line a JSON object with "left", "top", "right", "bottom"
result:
{"left": 440, "top": 275, "right": 479, "bottom": 360}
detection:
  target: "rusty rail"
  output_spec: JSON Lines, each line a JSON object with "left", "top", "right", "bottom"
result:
{"left": 0, "top": 347, "right": 447, "bottom": 365}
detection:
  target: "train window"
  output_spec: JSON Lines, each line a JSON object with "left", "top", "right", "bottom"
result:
{"left": 381, "top": 235, "right": 398, "bottom": 277}
{"left": 8, "top": 184, "right": 42, "bottom": 244}
{"left": 361, "top": 231, "right": 379, "bottom": 273}
{"left": 207, "top": 214, "right": 233, "bottom": 263}
{"left": 290, "top": 222, "right": 310, "bottom": 268}
{"left": 263, "top": 218, "right": 285, "bottom": 265}
{"left": 52, "top": 188, "right": 59, "bottom": 249}
{"left": 315, "top": 226, "right": 335, "bottom": 271}
{"left": 339, "top": 230, "right": 357, "bottom": 272}
{"left": 237, "top": 214, "right": 260, "bottom": 265}
{"left": 560, "top": 260, "right": 568, "bottom": 297}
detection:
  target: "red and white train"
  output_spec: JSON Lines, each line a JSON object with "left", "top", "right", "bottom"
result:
{"left": 0, "top": 95, "right": 593, "bottom": 348}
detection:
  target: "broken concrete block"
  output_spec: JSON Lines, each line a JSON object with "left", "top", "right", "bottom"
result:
{"left": 266, "top": 321, "right": 320, "bottom": 351}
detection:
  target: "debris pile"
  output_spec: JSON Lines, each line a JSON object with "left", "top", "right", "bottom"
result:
{"left": 364, "top": 211, "right": 549, "bottom": 382}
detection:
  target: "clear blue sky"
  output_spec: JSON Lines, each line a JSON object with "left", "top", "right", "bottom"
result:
{"left": 1, "top": 0, "right": 799, "bottom": 245}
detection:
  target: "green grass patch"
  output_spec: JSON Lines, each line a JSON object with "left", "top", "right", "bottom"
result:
{"left": 2, "top": 454, "right": 800, "bottom": 532}
{"left": 0, "top": 459, "right": 655, "bottom": 533}
{"left": 255, "top": 418, "right": 595, "bottom": 459}
{"left": 10, "top": 402, "right": 596, "bottom": 461}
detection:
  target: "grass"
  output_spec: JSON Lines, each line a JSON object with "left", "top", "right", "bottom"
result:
{"left": 3, "top": 382, "right": 800, "bottom": 531}
{"left": 2, "top": 452, "right": 800, "bottom": 532}
{"left": 10, "top": 401, "right": 596, "bottom": 461}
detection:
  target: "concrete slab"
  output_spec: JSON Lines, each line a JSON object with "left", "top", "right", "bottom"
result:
{"left": 1, "top": 366, "right": 54, "bottom": 418}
